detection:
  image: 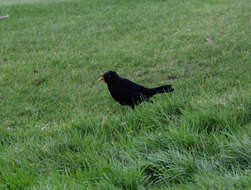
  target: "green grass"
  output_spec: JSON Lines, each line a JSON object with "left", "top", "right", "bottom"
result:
{"left": 0, "top": 0, "right": 251, "bottom": 189}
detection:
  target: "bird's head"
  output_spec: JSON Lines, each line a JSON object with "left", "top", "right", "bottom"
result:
{"left": 98, "top": 71, "right": 119, "bottom": 84}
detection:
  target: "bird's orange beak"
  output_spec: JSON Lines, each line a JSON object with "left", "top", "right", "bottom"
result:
{"left": 98, "top": 77, "right": 104, "bottom": 81}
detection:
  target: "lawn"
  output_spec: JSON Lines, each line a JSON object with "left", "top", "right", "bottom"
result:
{"left": 0, "top": 0, "right": 251, "bottom": 189}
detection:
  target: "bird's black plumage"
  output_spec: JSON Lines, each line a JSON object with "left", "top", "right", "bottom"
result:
{"left": 99, "top": 71, "right": 174, "bottom": 109}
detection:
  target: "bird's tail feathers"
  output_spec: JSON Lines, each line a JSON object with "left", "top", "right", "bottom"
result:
{"left": 153, "top": 85, "right": 174, "bottom": 94}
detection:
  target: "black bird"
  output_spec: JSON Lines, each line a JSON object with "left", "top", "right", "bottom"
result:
{"left": 98, "top": 71, "right": 174, "bottom": 109}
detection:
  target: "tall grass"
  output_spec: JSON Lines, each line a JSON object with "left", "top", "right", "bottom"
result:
{"left": 0, "top": 0, "right": 251, "bottom": 189}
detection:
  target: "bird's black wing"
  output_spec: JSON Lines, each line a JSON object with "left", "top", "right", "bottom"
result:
{"left": 108, "top": 78, "right": 152, "bottom": 106}
{"left": 117, "top": 78, "right": 150, "bottom": 95}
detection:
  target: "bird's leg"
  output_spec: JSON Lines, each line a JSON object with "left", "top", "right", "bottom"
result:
{"left": 130, "top": 104, "right": 135, "bottom": 110}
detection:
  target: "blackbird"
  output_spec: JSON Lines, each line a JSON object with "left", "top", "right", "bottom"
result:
{"left": 98, "top": 71, "right": 174, "bottom": 109}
